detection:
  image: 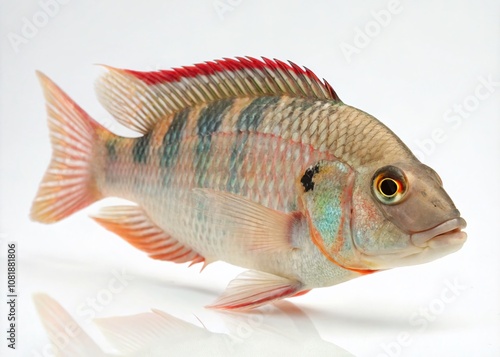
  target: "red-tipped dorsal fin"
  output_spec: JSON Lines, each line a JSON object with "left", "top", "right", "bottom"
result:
{"left": 207, "top": 270, "right": 303, "bottom": 310}
{"left": 94, "top": 57, "right": 342, "bottom": 134}
{"left": 90, "top": 205, "right": 206, "bottom": 265}
{"left": 31, "top": 72, "right": 104, "bottom": 223}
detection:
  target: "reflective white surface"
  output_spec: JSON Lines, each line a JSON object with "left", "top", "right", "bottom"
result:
{"left": 0, "top": 0, "right": 499, "bottom": 356}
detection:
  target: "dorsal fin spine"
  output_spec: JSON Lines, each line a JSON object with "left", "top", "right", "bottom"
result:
{"left": 157, "top": 81, "right": 186, "bottom": 110}
{"left": 96, "top": 57, "right": 341, "bottom": 134}
{"left": 120, "top": 57, "right": 340, "bottom": 101}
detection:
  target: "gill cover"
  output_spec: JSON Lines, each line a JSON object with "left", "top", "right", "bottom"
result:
{"left": 299, "top": 161, "right": 367, "bottom": 271}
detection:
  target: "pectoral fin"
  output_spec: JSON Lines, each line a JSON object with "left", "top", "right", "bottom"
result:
{"left": 192, "top": 189, "right": 303, "bottom": 253}
{"left": 207, "top": 270, "right": 303, "bottom": 310}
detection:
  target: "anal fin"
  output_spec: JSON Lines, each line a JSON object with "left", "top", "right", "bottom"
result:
{"left": 91, "top": 205, "right": 205, "bottom": 265}
{"left": 207, "top": 270, "right": 303, "bottom": 310}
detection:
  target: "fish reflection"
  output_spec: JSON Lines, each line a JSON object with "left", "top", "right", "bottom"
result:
{"left": 33, "top": 294, "right": 355, "bottom": 357}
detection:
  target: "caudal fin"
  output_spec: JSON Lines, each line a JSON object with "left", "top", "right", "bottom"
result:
{"left": 31, "top": 72, "right": 103, "bottom": 223}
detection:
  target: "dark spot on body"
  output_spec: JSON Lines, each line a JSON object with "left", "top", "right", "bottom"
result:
{"left": 301, "top": 164, "right": 320, "bottom": 192}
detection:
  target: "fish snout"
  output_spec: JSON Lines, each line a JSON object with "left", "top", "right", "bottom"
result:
{"left": 411, "top": 217, "right": 467, "bottom": 248}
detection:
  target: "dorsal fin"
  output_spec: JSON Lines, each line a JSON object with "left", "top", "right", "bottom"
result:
{"left": 95, "top": 57, "right": 341, "bottom": 134}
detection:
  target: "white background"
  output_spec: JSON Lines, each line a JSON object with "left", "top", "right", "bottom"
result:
{"left": 1, "top": 0, "right": 499, "bottom": 356}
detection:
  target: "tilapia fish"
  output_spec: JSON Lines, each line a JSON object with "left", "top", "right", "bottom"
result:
{"left": 31, "top": 57, "right": 467, "bottom": 310}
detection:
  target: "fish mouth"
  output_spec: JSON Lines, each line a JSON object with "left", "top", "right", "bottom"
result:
{"left": 411, "top": 217, "right": 467, "bottom": 248}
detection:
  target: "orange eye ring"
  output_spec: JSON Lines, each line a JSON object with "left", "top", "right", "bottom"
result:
{"left": 372, "top": 166, "right": 407, "bottom": 205}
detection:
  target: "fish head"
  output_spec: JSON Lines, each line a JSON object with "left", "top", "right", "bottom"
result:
{"left": 348, "top": 161, "right": 467, "bottom": 270}
{"left": 299, "top": 159, "right": 466, "bottom": 272}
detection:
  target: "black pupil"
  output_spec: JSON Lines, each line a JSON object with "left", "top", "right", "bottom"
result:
{"left": 380, "top": 179, "right": 398, "bottom": 196}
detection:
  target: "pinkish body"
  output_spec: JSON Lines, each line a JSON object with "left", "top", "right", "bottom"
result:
{"left": 31, "top": 57, "right": 467, "bottom": 309}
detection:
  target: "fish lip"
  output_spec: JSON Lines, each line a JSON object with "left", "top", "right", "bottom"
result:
{"left": 411, "top": 217, "right": 467, "bottom": 248}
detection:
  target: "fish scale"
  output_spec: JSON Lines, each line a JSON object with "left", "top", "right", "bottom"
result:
{"left": 94, "top": 95, "right": 337, "bottom": 274}
{"left": 31, "top": 57, "right": 467, "bottom": 310}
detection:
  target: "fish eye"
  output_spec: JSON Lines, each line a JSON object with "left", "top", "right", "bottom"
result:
{"left": 379, "top": 178, "right": 398, "bottom": 197}
{"left": 372, "top": 166, "right": 408, "bottom": 205}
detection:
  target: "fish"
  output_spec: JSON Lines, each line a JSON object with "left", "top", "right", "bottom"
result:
{"left": 32, "top": 294, "right": 355, "bottom": 357}
{"left": 30, "top": 57, "right": 467, "bottom": 310}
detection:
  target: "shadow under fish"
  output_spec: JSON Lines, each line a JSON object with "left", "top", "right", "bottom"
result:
{"left": 32, "top": 293, "right": 355, "bottom": 357}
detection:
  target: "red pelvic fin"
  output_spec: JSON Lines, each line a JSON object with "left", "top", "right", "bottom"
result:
{"left": 207, "top": 270, "right": 303, "bottom": 310}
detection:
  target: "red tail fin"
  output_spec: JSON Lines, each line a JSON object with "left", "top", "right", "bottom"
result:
{"left": 30, "top": 72, "right": 103, "bottom": 223}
